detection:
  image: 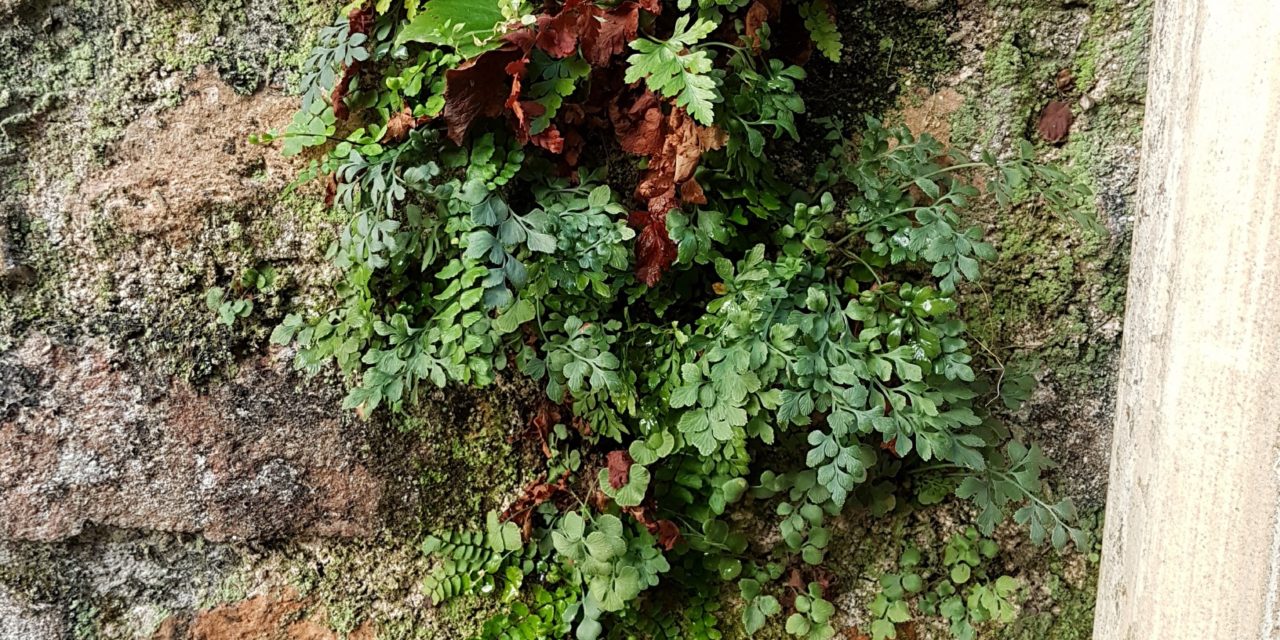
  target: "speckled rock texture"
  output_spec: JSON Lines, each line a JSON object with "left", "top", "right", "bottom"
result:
{"left": 0, "top": 584, "right": 63, "bottom": 640}
{"left": 0, "top": 332, "right": 380, "bottom": 542}
{"left": 0, "top": 2, "right": 384, "bottom": 543}
{"left": 0, "top": 0, "right": 1145, "bottom": 637}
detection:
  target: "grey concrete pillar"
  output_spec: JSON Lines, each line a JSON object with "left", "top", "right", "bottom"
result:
{"left": 1093, "top": 1, "right": 1280, "bottom": 638}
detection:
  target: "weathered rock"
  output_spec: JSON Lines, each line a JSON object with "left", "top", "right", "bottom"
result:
{"left": 900, "top": 0, "right": 946, "bottom": 11}
{"left": 0, "top": 585, "right": 63, "bottom": 640}
{"left": 0, "top": 24, "right": 381, "bottom": 543}
{"left": 73, "top": 68, "right": 300, "bottom": 249}
{"left": 0, "top": 332, "right": 380, "bottom": 542}
{"left": 936, "top": 0, "right": 1149, "bottom": 508}
{"left": 898, "top": 87, "right": 966, "bottom": 147}
{"left": 155, "top": 588, "right": 378, "bottom": 640}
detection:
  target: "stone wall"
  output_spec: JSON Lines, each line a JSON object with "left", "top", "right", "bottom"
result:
{"left": 0, "top": 0, "right": 1147, "bottom": 638}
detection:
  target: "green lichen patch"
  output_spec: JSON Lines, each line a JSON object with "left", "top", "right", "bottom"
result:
{"left": 967, "top": 208, "right": 1125, "bottom": 399}
{"left": 0, "top": 0, "right": 335, "bottom": 372}
{"left": 996, "top": 512, "right": 1102, "bottom": 640}
{"left": 0, "top": 0, "right": 330, "bottom": 152}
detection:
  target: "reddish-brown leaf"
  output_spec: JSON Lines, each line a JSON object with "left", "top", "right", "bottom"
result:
{"left": 617, "top": 106, "right": 724, "bottom": 285}
{"left": 531, "top": 400, "right": 562, "bottom": 432}
{"left": 635, "top": 108, "right": 725, "bottom": 206}
{"left": 323, "top": 173, "right": 338, "bottom": 208}
{"left": 381, "top": 108, "right": 415, "bottom": 143}
{"left": 813, "top": 566, "right": 834, "bottom": 591}
{"left": 630, "top": 210, "right": 679, "bottom": 286}
{"left": 444, "top": 42, "right": 527, "bottom": 144}
{"left": 331, "top": 62, "right": 362, "bottom": 120}
{"left": 606, "top": 450, "right": 633, "bottom": 489}
{"left": 347, "top": 2, "right": 375, "bottom": 35}
{"left": 623, "top": 504, "right": 652, "bottom": 526}
{"left": 680, "top": 177, "right": 707, "bottom": 205}
{"left": 880, "top": 438, "right": 899, "bottom": 457}
{"left": 381, "top": 106, "right": 431, "bottom": 144}
{"left": 531, "top": 126, "right": 565, "bottom": 153}
{"left": 744, "top": 1, "right": 771, "bottom": 52}
{"left": 437, "top": 0, "right": 653, "bottom": 150}
{"left": 583, "top": 3, "right": 641, "bottom": 67}
{"left": 592, "top": 489, "right": 611, "bottom": 512}
{"left": 535, "top": 7, "right": 581, "bottom": 58}
{"left": 533, "top": 0, "right": 644, "bottom": 67}
{"left": 501, "top": 471, "right": 571, "bottom": 538}
{"left": 527, "top": 400, "right": 563, "bottom": 458}
{"left": 655, "top": 519, "right": 683, "bottom": 550}
{"left": 506, "top": 63, "right": 536, "bottom": 140}
{"left": 611, "top": 90, "right": 665, "bottom": 156}
{"left": 620, "top": 504, "right": 682, "bottom": 550}
{"left": 1037, "top": 100, "right": 1074, "bottom": 144}
{"left": 331, "top": 4, "right": 376, "bottom": 121}
{"left": 505, "top": 22, "right": 538, "bottom": 52}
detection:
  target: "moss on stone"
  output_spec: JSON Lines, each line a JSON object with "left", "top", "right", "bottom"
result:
{"left": 946, "top": 0, "right": 1146, "bottom": 511}
{"left": 381, "top": 381, "right": 538, "bottom": 533}
{"left": 954, "top": 0, "right": 1142, "bottom": 398}
{"left": 967, "top": 210, "right": 1121, "bottom": 395}
{"left": 0, "top": 527, "right": 243, "bottom": 640}
{"left": 997, "top": 514, "right": 1103, "bottom": 640}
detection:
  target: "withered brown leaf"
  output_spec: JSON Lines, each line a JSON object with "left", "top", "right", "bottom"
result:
{"left": 1037, "top": 100, "right": 1074, "bottom": 144}
{"left": 606, "top": 449, "right": 634, "bottom": 489}
{"left": 745, "top": 1, "right": 771, "bottom": 52}
{"left": 443, "top": 42, "right": 527, "bottom": 144}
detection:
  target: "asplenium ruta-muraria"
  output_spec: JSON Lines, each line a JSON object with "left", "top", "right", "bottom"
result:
{"left": 259, "top": 0, "right": 1095, "bottom": 636}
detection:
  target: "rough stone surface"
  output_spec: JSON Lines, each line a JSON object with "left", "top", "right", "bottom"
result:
{"left": 0, "top": 585, "right": 63, "bottom": 640}
{"left": 164, "top": 588, "right": 378, "bottom": 640}
{"left": 0, "top": 332, "right": 380, "bottom": 542}
{"left": 72, "top": 68, "right": 299, "bottom": 249}
{"left": 936, "top": 0, "right": 1147, "bottom": 509}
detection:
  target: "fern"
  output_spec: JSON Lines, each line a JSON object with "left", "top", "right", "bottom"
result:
{"left": 799, "top": 0, "right": 842, "bottom": 62}
{"left": 272, "top": 2, "right": 1098, "bottom": 637}
{"left": 475, "top": 586, "right": 577, "bottom": 640}
{"left": 300, "top": 18, "right": 369, "bottom": 109}
{"left": 624, "top": 16, "right": 722, "bottom": 125}
{"left": 525, "top": 52, "right": 591, "bottom": 135}
{"left": 422, "top": 512, "right": 531, "bottom": 604}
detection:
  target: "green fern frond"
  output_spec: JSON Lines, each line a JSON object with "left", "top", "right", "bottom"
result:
{"left": 800, "top": 0, "right": 842, "bottom": 62}
{"left": 624, "top": 16, "right": 722, "bottom": 125}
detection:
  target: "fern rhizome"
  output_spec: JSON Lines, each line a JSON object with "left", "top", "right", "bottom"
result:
{"left": 259, "top": 0, "right": 1094, "bottom": 637}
